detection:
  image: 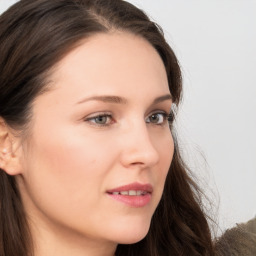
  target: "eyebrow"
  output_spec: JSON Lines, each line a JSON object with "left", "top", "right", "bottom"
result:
{"left": 76, "top": 94, "right": 172, "bottom": 105}
{"left": 153, "top": 94, "right": 173, "bottom": 104}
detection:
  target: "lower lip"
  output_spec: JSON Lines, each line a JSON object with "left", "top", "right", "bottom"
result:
{"left": 107, "top": 193, "right": 152, "bottom": 207}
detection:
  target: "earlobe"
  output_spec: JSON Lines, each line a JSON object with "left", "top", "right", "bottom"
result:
{"left": 0, "top": 119, "right": 23, "bottom": 175}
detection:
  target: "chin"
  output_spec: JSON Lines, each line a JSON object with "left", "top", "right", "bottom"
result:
{"left": 112, "top": 221, "right": 151, "bottom": 245}
{"left": 119, "top": 234, "right": 148, "bottom": 245}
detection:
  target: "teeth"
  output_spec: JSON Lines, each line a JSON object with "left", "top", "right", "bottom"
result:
{"left": 111, "top": 190, "right": 147, "bottom": 196}
{"left": 129, "top": 190, "right": 136, "bottom": 196}
{"left": 136, "top": 190, "right": 143, "bottom": 196}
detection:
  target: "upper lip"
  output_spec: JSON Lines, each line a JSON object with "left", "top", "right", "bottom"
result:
{"left": 107, "top": 182, "right": 153, "bottom": 194}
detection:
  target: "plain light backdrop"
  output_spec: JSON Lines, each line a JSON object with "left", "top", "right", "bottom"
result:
{"left": 1, "top": 0, "right": 255, "bottom": 232}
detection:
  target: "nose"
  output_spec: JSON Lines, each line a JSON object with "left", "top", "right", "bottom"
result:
{"left": 119, "top": 122, "right": 160, "bottom": 169}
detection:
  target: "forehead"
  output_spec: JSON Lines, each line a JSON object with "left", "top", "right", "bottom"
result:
{"left": 42, "top": 32, "right": 170, "bottom": 105}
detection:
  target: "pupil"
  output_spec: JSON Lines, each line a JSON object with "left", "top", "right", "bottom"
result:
{"left": 96, "top": 116, "right": 106, "bottom": 124}
{"left": 151, "top": 114, "right": 159, "bottom": 123}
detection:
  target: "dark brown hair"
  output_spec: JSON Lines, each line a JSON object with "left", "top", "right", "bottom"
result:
{"left": 0, "top": 0, "right": 214, "bottom": 255}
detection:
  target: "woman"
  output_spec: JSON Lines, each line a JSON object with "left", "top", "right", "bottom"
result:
{"left": 0, "top": 0, "right": 214, "bottom": 255}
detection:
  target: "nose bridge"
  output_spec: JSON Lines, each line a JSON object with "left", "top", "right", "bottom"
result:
{"left": 120, "top": 119, "right": 159, "bottom": 168}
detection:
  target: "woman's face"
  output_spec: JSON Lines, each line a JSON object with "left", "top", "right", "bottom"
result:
{"left": 18, "top": 32, "right": 174, "bottom": 249}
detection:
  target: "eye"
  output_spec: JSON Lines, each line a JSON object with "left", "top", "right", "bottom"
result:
{"left": 167, "top": 111, "right": 175, "bottom": 124}
{"left": 84, "top": 113, "right": 114, "bottom": 127}
{"left": 146, "top": 112, "right": 168, "bottom": 125}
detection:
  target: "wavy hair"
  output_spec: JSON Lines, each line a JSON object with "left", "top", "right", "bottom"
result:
{"left": 0, "top": 0, "right": 214, "bottom": 255}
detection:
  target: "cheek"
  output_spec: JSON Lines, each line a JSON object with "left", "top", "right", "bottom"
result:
{"left": 20, "top": 132, "right": 118, "bottom": 236}
{"left": 22, "top": 128, "right": 110, "bottom": 212}
{"left": 26, "top": 133, "right": 107, "bottom": 193}
{"left": 163, "top": 135, "right": 174, "bottom": 171}
{"left": 155, "top": 129, "right": 174, "bottom": 170}
{"left": 150, "top": 131, "right": 174, "bottom": 199}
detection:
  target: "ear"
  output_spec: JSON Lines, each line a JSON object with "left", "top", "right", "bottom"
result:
{"left": 0, "top": 118, "right": 23, "bottom": 175}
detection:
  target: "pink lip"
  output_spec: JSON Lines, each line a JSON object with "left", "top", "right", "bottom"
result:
{"left": 106, "top": 182, "right": 153, "bottom": 208}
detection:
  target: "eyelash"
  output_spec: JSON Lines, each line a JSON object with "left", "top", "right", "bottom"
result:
{"left": 84, "top": 112, "right": 114, "bottom": 127}
{"left": 84, "top": 111, "right": 175, "bottom": 127}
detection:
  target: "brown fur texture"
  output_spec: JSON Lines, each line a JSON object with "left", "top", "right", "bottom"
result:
{"left": 215, "top": 217, "right": 256, "bottom": 256}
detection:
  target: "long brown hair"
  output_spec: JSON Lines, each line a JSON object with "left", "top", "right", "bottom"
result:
{"left": 0, "top": 0, "right": 214, "bottom": 255}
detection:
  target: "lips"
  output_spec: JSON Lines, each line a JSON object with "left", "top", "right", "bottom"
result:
{"left": 106, "top": 182, "right": 153, "bottom": 207}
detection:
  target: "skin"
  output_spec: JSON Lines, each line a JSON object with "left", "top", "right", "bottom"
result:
{"left": 3, "top": 32, "right": 174, "bottom": 256}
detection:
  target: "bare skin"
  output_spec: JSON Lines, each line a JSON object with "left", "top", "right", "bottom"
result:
{"left": 0, "top": 32, "right": 174, "bottom": 256}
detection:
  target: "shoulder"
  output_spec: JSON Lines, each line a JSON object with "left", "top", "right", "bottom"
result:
{"left": 215, "top": 217, "right": 256, "bottom": 256}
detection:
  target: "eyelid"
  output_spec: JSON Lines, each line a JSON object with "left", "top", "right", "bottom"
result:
{"left": 83, "top": 112, "right": 115, "bottom": 127}
{"left": 82, "top": 108, "right": 175, "bottom": 128}
{"left": 146, "top": 110, "right": 173, "bottom": 126}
